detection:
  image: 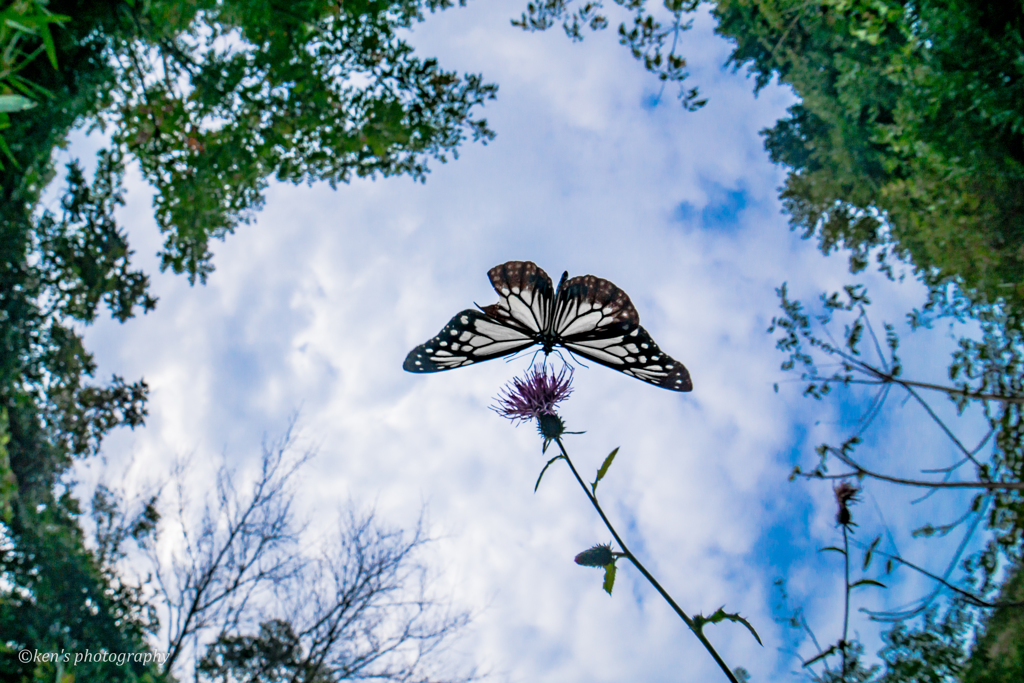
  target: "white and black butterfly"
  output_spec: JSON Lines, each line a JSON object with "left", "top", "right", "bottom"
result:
{"left": 403, "top": 261, "right": 692, "bottom": 392}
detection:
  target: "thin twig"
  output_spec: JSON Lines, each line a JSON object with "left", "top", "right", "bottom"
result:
{"left": 858, "top": 364, "right": 1024, "bottom": 404}
{"left": 865, "top": 546, "right": 1024, "bottom": 609}
{"left": 823, "top": 446, "right": 1024, "bottom": 491}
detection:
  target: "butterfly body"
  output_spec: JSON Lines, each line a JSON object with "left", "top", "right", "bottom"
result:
{"left": 404, "top": 261, "right": 692, "bottom": 392}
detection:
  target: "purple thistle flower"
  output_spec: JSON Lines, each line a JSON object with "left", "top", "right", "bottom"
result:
{"left": 492, "top": 366, "right": 573, "bottom": 424}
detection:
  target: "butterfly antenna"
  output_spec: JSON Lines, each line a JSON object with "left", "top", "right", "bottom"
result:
{"left": 553, "top": 347, "right": 587, "bottom": 370}
{"left": 503, "top": 346, "right": 541, "bottom": 366}
{"left": 525, "top": 348, "right": 546, "bottom": 371}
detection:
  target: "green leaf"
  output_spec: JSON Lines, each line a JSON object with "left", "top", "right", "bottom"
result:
{"left": 40, "top": 23, "right": 59, "bottom": 69}
{"left": 0, "top": 94, "right": 36, "bottom": 112}
{"left": 695, "top": 607, "right": 763, "bottom": 646}
{"left": 863, "top": 534, "right": 881, "bottom": 569}
{"left": 534, "top": 455, "right": 562, "bottom": 492}
{"left": 25, "top": 11, "right": 73, "bottom": 72}
{"left": 6, "top": 73, "right": 54, "bottom": 99}
{"left": 591, "top": 447, "right": 619, "bottom": 493}
{"left": 0, "top": 132, "right": 18, "bottom": 169}
{"left": 850, "top": 578, "right": 886, "bottom": 590}
{"left": 819, "top": 546, "right": 846, "bottom": 555}
{"left": 602, "top": 563, "right": 616, "bottom": 595}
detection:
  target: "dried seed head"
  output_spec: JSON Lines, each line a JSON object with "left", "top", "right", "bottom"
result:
{"left": 834, "top": 481, "right": 860, "bottom": 527}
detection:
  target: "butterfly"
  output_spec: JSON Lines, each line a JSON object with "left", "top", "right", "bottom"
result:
{"left": 403, "top": 261, "right": 692, "bottom": 392}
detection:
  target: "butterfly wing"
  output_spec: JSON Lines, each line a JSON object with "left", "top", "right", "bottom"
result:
{"left": 551, "top": 274, "right": 691, "bottom": 392}
{"left": 403, "top": 262, "right": 692, "bottom": 391}
{"left": 562, "top": 325, "right": 693, "bottom": 392}
{"left": 551, "top": 274, "right": 640, "bottom": 340}
{"left": 403, "top": 309, "right": 536, "bottom": 372}
{"left": 480, "top": 261, "right": 556, "bottom": 334}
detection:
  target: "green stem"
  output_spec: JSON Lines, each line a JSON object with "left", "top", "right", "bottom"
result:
{"left": 554, "top": 438, "right": 740, "bottom": 683}
{"left": 841, "top": 525, "right": 850, "bottom": 679}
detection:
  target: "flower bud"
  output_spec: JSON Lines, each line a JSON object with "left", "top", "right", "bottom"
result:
{"left": 537, "top": 413, "right": 565, "bottom": 441}
{"left": 574, "top": 543, "right": 614, "bottom": 567}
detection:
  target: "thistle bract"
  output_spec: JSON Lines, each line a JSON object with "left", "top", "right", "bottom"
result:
{"left": 537, "top": 413, "right": 565, "bottom": 441}
{"left": 574, "top": 543, "right": 615, "bottom": 567}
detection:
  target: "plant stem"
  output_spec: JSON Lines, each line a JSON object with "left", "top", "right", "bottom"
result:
{"left": 554, "top": 438, "right": 740, "bottom": 683}
{"left": 841, "top": 524, "right": 850, "bottom": 679}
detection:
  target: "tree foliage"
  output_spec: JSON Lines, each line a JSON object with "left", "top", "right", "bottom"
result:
{"left": 1, "top": 0, "right": 493, "bottom": 680}
{"left": 713, "top": 0, "right": 1024, "bottom": 312}
{"left": 768, "top": 281, "right": 1024, "bottom": 681}
{"left": 514, "top": 1, "right": 1023, "bottom": 678}
{"left": 0, "top": 0, "right": 69, "bottom": 167}
{"left": 5, "top": 0, "right": 496, "bottom": 283}
{"left": 512, "top": 0, "right": 1024, "bottom": 312}
{"left": 1, "top": 155, "right": 156, "bottom": 681}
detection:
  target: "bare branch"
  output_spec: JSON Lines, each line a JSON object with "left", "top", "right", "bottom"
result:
{"left": 198, "top": 507, "right": 475, "bottom": 683}
{"left": 863, "top": 547, "right": 1024, "bottom": 610}
{"left": 854, "top": 363, "right": 1024, "bottom": 405}
{"left": 152, "top": 426, "right": 312, "bottom": 676}
{"left": 819, "top": 446, "right": 1024, "bottom": 491}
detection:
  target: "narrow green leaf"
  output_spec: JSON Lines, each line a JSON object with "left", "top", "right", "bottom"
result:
{"left": 591, "top": 447, "right": 619, "bottom": 493}
{"left": 39, "top": 23, "right": 58, "bottom": 69}
{"left": 3, "top": 77, "right": 52, "bottom": 104}
{"left": 850, "top": 578, "right": 886, "bottom": 590}
{"left": 863, "top": 534, "right": 881, "bottom": 569}
{"left": 0, "top": 94, "right": 36, "bottom": 112}
{"left": 819, "top": 546, "right": 846, "bottom": 555}
{"left": 534, "top": 455, "right": 562, "bottom": 492}
{"left": 3, "top": 18, "right": 34, "bottom": 33}
{"left": 702, "top": 607, "right": 763, "bottom": 646}
{"left": 602, "top": 563, "right": 616, "bottom": 595}
{"left": 0, "top": 133, "right": 18, "bottom": 169}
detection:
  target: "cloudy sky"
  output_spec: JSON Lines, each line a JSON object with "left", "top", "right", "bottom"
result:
{"left": 59, "top": 2, "right": 992, "bottom": 681}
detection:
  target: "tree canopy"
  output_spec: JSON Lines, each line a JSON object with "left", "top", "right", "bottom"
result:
{"left": 4, "top": 0, "right": 1023, "bottom": 680}
{"left": 715, "top": 0, "right": 1024, "bottom": 312}
{"left": 514, "top": 0, "right": 1024, "bottom": 679}
{"left": 1, "top": 1, "right": 494, "bottom": 680}
{"left": 514, "top": 0, "right": 1023, "bottom": 314}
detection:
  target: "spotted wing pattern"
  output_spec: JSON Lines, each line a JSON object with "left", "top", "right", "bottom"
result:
{"left": 562, "top": 325, "right": 693, "bottom": 392}
{"left": 480, "top": 261, "right": 555, "bottom": 334}
{"left": 552, "top": 274, "right": 639, "bottom": 341}
{"left": 403, "top": 309, "right": 535, "bottom": 372}
{"left": 403, "top": 260, "right": 693, "bottom": 392}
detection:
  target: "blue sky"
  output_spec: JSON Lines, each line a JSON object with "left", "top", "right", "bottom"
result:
{"left": 56, "top": 2, "right": 996, "bottom": 681}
